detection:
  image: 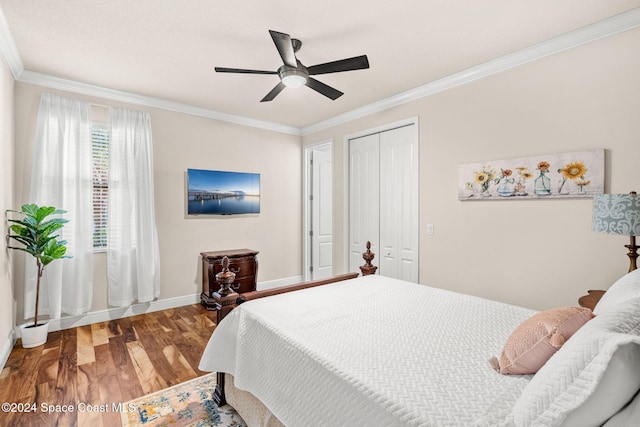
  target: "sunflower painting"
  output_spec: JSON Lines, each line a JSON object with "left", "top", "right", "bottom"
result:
{"left": 458, "top": 149, "right": 604, "bottom": 200}
{"left": 557, "top": 161, "right": 588, "bottom": 194}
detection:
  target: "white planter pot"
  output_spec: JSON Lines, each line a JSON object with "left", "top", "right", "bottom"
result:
{"left": 20, "top": 322, "right": 49, "bottom": 348}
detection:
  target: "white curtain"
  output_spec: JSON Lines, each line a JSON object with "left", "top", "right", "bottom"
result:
{"left": 107, "top": 107, "right": 160, "bottom": 306}
{"left": 25, "top": 94, "right": 94, "bottom": 318}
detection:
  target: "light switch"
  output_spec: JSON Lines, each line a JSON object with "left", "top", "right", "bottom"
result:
{"left": 427, "top": 224, "right": 434, "bottom": 235}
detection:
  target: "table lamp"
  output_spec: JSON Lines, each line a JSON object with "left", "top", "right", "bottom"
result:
{"left": 592, "top": 191, "right": 640, "bottom": 272}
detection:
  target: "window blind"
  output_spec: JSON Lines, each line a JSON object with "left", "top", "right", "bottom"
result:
{"left": 92, "top": 124, "right": 110, "bottom": 249}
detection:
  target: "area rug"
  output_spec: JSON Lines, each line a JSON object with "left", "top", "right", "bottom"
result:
{"left": 121, "top": 373, "right": 247, "bottom": 427}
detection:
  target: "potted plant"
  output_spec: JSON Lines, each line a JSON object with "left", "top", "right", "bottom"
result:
{"left": 6, "top": 204, "right": 70, "bottom": 348}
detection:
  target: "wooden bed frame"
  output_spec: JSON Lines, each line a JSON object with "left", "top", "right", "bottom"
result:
{"left": 208, "top": 241, "right": 378, "bottom": 406}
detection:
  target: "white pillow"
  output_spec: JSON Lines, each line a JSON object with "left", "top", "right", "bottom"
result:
{"left": 562, "top": 341, "right": 640, "bottom": 427}
{"left": 509, "top": 299, "right": 640, "bottom": 427}
{"left": 603, "top": 389, "right": 640, "bottom": 426}
{"left": 593, "top": 269, "right": 640, "bottom": 315}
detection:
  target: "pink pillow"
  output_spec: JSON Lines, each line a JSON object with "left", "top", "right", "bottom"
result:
{"left": 490, "top": 306, "right": 594, "bottom": 375}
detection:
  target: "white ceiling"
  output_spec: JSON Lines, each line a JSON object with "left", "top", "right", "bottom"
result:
{"left": 2, "top": 1, "right": 640, "bottom": 133}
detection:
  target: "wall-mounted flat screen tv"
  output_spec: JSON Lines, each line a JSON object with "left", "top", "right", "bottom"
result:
{"left": 187, "top": 168, "right": 260, "bottom": 215}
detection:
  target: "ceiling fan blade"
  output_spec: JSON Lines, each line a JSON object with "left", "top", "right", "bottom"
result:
{"left": 305, "top": 78, "right": 343, "bottom": 100}
{"left": 307, "top": 55, "right": 370, "bottom": 75}
{"left": 269, "top": 30, "right": 297, "bottom": 68}
{"left": 261, "top": 82, "right": 286, "bottom": 102}
{"left": 215, "top": 67, "right": 277, "bottom": 75}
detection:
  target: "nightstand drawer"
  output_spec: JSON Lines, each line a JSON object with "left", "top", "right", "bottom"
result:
{"left": 227, "top": 258, "right": 257, "bottom": 280}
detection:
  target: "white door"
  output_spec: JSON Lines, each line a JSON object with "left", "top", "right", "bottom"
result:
{"left": 348, "top": 121, "right": 418, "bottom": 281}
{"left": 349, "top": 133, "right": 380, "bottom": 273}
{"left": 379, "top": 125, "right": 419, "bottom": 282}
{"left": 310, "top": 147, "right": 333, "bottom": 280}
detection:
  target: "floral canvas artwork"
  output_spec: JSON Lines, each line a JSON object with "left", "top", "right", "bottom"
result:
{"left": 458, "top": 149, "right": 604, "bottom": 200}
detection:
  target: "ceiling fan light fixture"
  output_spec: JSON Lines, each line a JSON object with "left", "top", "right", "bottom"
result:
{"left": 280, "top": 69, "right": 308, "bottom": 88}
{"left": 215, "top": 30, "right": 369, "bottom": 101}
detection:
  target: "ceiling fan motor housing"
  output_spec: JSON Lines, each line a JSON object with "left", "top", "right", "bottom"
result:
{"left": 278, "top": 63, "right": 309, "bottom": 87}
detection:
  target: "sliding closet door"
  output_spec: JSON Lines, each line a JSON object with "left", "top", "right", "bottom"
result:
{"left": 379, "top": 125, "right": 419, "bottom": 282}
{"left": 349, "top": 134, "right": 380, "bottom": 272}
{"left": 348, "top": 121, "right": 418, "bottom": 281}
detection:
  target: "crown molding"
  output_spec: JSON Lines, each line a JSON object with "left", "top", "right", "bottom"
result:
{"left": 301, "top": 7, "right": 640, "bottom": 135}
{"left": 0, "top": 4, "right": 23, "bottom": 78}
{"left": 2, "top": 6, "right": 639, "bottom": 137}
{"left": 0, "top": 5, "right": 300, "bottom": 135}
{"left": 17, "top": 70, "right": 302, "bottom": 136}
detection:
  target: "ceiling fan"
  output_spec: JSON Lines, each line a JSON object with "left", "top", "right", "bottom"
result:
{"left": 215, "top": 30, "right": 370, "bottom": 102}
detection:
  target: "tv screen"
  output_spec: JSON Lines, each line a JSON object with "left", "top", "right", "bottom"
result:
{"left": 187, "top": 168, "right": 260, "bottom": 215}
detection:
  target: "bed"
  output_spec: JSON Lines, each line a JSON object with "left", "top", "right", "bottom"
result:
{"left": 199, "top": 254, "right": 640, "bottom": 426}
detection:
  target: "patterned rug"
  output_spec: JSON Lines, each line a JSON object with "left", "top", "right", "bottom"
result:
{"left": 121, "top": 373, "right": 247, "bottom": 427}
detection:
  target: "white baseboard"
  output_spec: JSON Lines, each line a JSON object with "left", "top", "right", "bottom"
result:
{"left": 14, "top": 293, "right": 201, "bottom": 337}
{"left": 12, "top": 275, "right": 304, "bottom": 339}
{"left": 1, "top": 333, "right": 16, "bottom": 371}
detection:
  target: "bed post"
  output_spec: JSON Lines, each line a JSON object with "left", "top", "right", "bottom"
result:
{"left": 211, "top": 256, "right": 239, "bottom": 324}
{"left": 212, "top": 256, "right": 237, "bottom": 406}
{"left": 360, "top": 241, "right": 378, "bottom": 276}
{"left": 214, "top": 374, "right": 227, "bottom": 407}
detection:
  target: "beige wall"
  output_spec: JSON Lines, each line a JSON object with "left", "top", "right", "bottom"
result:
{"left": 7, "top": 26, "right": 640, "bottom": 327}
{"left": 13, "top": 83, "right": 302, "bottom": 321}
{"left": 1, "top": 57, "right": 15, "bottom": 357}
{"left": 304, "top": 29, "right": 640, "bottom": 311}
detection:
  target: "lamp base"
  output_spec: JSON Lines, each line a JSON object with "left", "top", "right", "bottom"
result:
{"left": 626, "top": 235, "right": 638, "bottom": 273}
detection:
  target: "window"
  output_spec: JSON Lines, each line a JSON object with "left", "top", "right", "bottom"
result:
{"left": 92, "top": 123, "right": 110, "bottom": 249}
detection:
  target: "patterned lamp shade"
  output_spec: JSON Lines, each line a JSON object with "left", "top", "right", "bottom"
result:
{"left": 593, "top": 193, "right": 640, "bottom": 272}
{"left": 592, "top": 193, "right": 640, "bottom": 235}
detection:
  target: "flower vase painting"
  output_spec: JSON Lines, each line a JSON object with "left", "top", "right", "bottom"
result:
{"left": 458, "top": 149, "right": 604, "bottom": 200}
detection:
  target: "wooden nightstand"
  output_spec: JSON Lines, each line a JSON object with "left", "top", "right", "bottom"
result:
{"left": 200, "top": 249, "right": 259, "bottom": 310}
{"left": 578, "top": 290, "right": 606, "bottom": 311}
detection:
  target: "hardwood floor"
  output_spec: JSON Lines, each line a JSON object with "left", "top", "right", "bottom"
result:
{"left": 0, "top": 304, "right": 218, "bottom": 427}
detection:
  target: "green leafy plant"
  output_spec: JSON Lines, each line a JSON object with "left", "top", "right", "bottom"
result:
{"left": 6, "top": 204, "right": 70, "bottom": 327}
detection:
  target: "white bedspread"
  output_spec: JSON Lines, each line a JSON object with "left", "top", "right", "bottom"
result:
{"left": 199, "top": 275, "right": 537, "bottom": 426}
